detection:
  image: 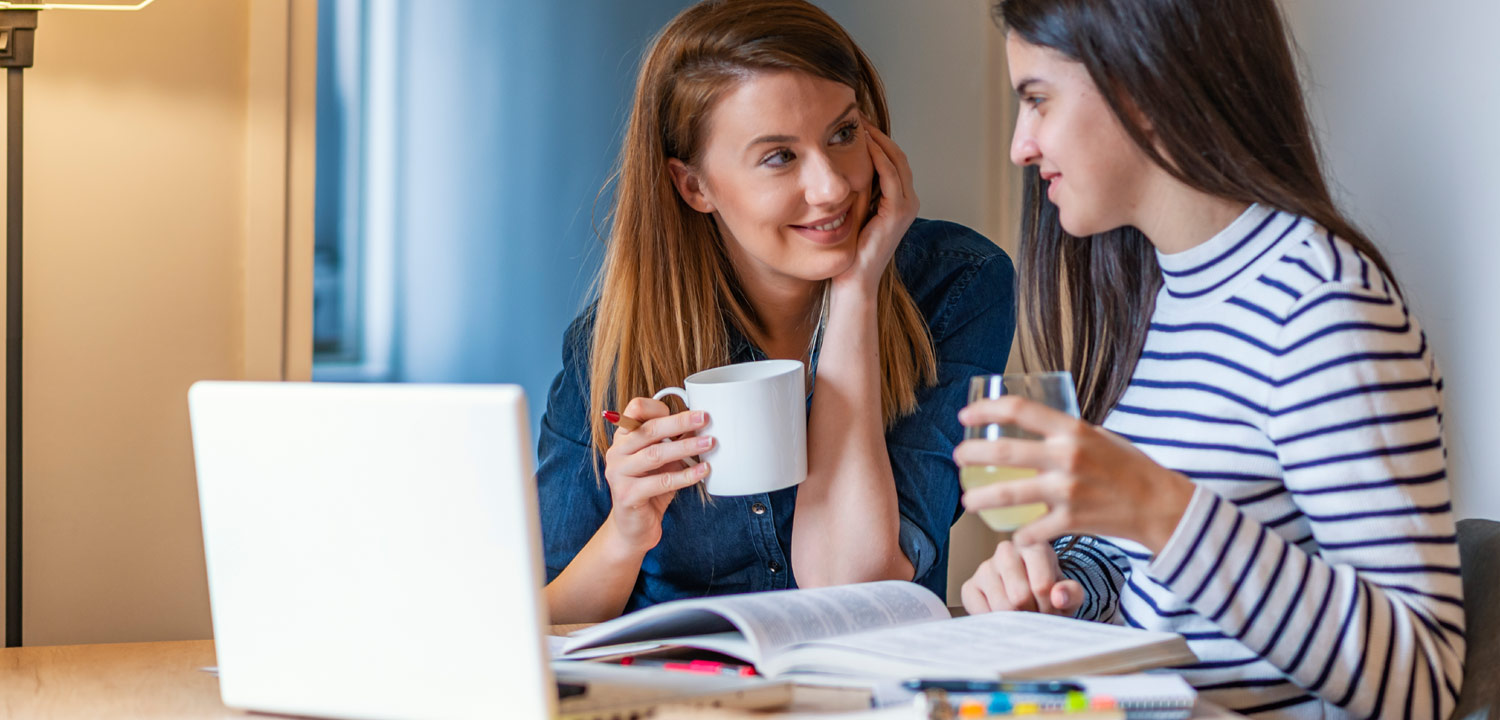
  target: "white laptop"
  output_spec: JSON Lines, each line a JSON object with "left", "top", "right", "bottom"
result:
{"left": 188, "top": 382, "right": 791, "bottom": 720}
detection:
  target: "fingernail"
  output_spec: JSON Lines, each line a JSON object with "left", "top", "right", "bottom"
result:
{"left": 695, "top": 462, "right": 710, "bottom": 477}
{"left": 603, "top": 411, "right": 621, "bottom": 424}
{"left": 696, "top": 436, "right": 713, "bottom": 450}
{"left": 692, "top": 411, "right": 706, "bottom": 425}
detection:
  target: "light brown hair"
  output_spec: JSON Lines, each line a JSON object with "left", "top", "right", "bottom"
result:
{"left": 586, "top": 0, "right": 937, "bottom": 460}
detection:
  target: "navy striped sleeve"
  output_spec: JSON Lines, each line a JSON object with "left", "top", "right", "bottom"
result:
{"left": 1054, "top": 535, "right": 1130, "bottom": 623}
{"left": 1144, "top": 279, "right": 1465, "bottom": 720}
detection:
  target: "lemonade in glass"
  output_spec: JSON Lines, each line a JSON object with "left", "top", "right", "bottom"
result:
{"left": 961, "top": 372, "right": 1080, "bottom": 531}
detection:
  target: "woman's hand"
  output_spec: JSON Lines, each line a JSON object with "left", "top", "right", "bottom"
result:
{"left": 832, "top": 119, "right": 919, "bottom": 295}
{"left": 602, "top": 396, "right": 713, "bottom": 553}
{"left": 962, "top": 539, "right": 1083, "bottom": 616}
{"left": 953, "top": 397, "right": 1196, "bottom": 551}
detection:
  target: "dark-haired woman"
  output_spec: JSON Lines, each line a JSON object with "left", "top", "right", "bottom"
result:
{"left": 954, "top": 1, "right": 1463, "bottom": 717}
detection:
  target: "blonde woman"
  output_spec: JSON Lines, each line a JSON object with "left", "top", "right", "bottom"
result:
{"left": 537, "top": 0, "right": 1014, "bottom": 623}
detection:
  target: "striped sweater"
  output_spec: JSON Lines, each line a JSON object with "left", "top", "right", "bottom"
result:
{"left": 1057, "top": 204, "right": 1465, "bottom": 719}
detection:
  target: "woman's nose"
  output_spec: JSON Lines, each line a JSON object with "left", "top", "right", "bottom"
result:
{"left": 804, "top": 153, "right": 852, "bottom": 207}
{"left": 1011, "top": 130, "right": 1040, "bottom": 168}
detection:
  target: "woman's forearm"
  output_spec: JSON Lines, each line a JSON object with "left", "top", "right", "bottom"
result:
{"left": 792, "top": 286, "right": 914, "bottom": 586}
{"left": 544, "top": 515, "right": 649, "bottom": 623}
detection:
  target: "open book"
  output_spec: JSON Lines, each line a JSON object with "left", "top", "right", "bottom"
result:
{"left": 559, "top": 581, "right": 1195, "bottom": 681}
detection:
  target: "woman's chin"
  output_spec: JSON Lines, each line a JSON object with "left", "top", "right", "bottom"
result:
{"left": 1058, "top": 207, "right": 1129, "bottom": 239}
{"left": 789, "top": 249, "right": 858, "bottom": 283}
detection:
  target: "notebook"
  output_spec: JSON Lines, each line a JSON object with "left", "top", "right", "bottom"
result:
{"left": 1075, "top": 675, "right": 1197, "bottom": 720}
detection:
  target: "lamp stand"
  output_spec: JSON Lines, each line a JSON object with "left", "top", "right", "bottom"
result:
{"left": 2, "top": 8, "right": 35, "bottom": 649}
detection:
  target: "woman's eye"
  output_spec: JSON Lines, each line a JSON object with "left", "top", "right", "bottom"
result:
{"left": 762, "top": 149, "right": 795, "bottom": 168}
{"left": 831, "top": 121, "right": 859, "bottom": 145}
{"left": 1025, "top": 95, "right": 1044, "bottom": 109}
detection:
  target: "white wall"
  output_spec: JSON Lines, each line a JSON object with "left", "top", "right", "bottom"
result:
{"left": 1280, "top": 1, "right": 1500, "bottom": 521}
{"left": 816, "top": 0, "right": 1012, "bottom": 247}
{"left": 815, "top": 0, "right": 1014, "bottom": 603}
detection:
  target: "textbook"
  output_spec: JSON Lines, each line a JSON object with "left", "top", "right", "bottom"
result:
{"left": 558, "top": 581, "right": 1196, "bottom": 681}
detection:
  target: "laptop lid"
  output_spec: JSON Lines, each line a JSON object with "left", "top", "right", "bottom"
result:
{"left": 189, "top": 382, "right": 555, "bottom": 720}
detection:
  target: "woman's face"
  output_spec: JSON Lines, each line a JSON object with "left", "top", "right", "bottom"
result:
{"left": 1006, "top": 33, "right": 1154, "bottom": 237}
{"left": 670, "top": 71, "right": 874, "bottom": 292}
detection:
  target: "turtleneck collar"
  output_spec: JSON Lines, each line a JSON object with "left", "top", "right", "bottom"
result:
{"left": 1155, "top": 203, "right": 1305, "bottom": 306}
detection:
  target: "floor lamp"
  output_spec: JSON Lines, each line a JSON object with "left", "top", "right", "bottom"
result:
{"left": 1, "top": 0, "right": 157, "bottom": 649}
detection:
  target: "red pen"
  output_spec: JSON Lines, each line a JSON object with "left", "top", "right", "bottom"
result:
{"left": 602, "top": 410, "right": 643, "bottom": 432}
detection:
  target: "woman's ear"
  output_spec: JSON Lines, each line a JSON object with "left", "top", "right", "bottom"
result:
{"left": 667, "top": 158, "right": 715, "bottom": 214}
{"left": 1119, "top": 93, "right": 1157, "bottom": 145}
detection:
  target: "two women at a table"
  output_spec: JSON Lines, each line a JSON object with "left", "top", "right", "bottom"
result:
{"left": 533, "top": 1, "right": 1465, "bottom": 718}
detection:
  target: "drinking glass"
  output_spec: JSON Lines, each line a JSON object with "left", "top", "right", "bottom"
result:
{"left": 962, "top": 371, "right": 1080, "bottom": 531}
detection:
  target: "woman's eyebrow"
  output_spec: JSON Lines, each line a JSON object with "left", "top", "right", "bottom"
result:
{"left": 745, "top": 102, "right": 859, "bottom": 150}
{"left": 824, "top": 102, "right": 858, "bottom": 129}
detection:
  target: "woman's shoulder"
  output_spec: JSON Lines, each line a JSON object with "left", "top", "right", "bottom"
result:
{"left": 560, "top": 302, "right": 599, "bottom": 360}
{"left": 897, "top": 218, "right": 1011, "bottom": 267}
{"left": 1263, "top": 219, "right": 1407, "bottom": 316}
{"left": 895, "top": 219, "right": 1016, "bottom": 324}
{"left": 549, "top": 303, "right": 599, "bottom": 401}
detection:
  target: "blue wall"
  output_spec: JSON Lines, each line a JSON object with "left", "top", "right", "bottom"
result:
{"left": 383, "top": 1, "right": 692, "bottom": 433}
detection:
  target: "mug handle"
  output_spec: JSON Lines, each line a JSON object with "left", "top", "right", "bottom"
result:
{"left": 650, "top": 387, "right": 699, "bottom": 467}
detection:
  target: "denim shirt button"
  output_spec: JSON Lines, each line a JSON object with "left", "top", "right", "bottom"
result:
{"left": 767, "top": 560, "right": 782, "bottom": 573}
{"left": 751, "top": 502, "right": 767, "bottom": 516}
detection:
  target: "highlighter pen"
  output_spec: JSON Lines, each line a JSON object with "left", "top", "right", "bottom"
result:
{"left": 902, "top": 679, "right": 1085, "bottom": 694}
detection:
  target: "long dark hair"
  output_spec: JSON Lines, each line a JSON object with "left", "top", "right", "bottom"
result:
{"left": 995, "top": 0, "right": 1399, "bottom": 423}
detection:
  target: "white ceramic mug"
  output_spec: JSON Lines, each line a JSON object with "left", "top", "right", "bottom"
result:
{"left": 652, "top": 359, "right": 807, "bottom": 497}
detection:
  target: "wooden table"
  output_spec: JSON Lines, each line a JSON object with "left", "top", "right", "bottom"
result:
{"left": 1, "top": 639, "right": 232, "bottom": 719}
{"left": 0, "top": 636, "right": 872, "bottom": 719}
{"left": 0, "top": 632, "right": 866, "bottom": 719}
{"left": 1, "top": 637, "right": 1239, "bottom": 719}
{"left": 0, "top": 625, "right": 602, "bottom": 719}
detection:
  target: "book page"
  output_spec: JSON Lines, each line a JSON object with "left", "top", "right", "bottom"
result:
{"left": 562, "top": 580, "right": 947, "bottom": 663}
{"left": 775, "top": 610, "right": 1189, "bottom": 678}
{"left": 562, "top": 607, "right": 739, "bottom": 655}
{"left": 711, "top": 581, "right": 948, "bottom": 659}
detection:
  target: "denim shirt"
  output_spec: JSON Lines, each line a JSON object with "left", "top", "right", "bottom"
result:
{"left": 536, "top": 219, "right": 1015, "bottom": 612}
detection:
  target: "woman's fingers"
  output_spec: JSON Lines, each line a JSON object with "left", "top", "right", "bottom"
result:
{"left": 953, "top": 436, "right": 1050, "bottom": 473}
{"left": 962, "top": 540, "right": 1083, "bottom": 617}
{"left": 611, "top": 403, "right": 708, "bottom": 456}
{"left": 1052, "top": 579, "right": 1085, "bottom": 616}
{"left": 864, "top": 120, "right": 914, "bottom": 192}
{"left": 961, "top": 472, "right": 1051, "bottom": 512}
{"left": 960, "top": 576, "right": 993, "bottom": 615}
{"left": 964, "top": 557, "right": 1017, "bottom": 613}
{"left": 616, "top": 433, "right": 715, "bottom": 478}
{"left": 604, "top": 395, "right": 715, "bottom": 504}
{"left": 1019, "top": 541, "right": 1064, "bottom": 614}
{"left": 988, "top": 541, "right": 1036, "bottom": 612}
{"left": 1011, "top": 504, "right": 1075, "bottom": 548}
{"left": 867, "top": 132, "right": 905, "bottom": 208}
{"left": 622, "top": 462, "right": 710, "bottom": 507}
{"left": 959, "top": 396, "right": 1083, "bottom": 438}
